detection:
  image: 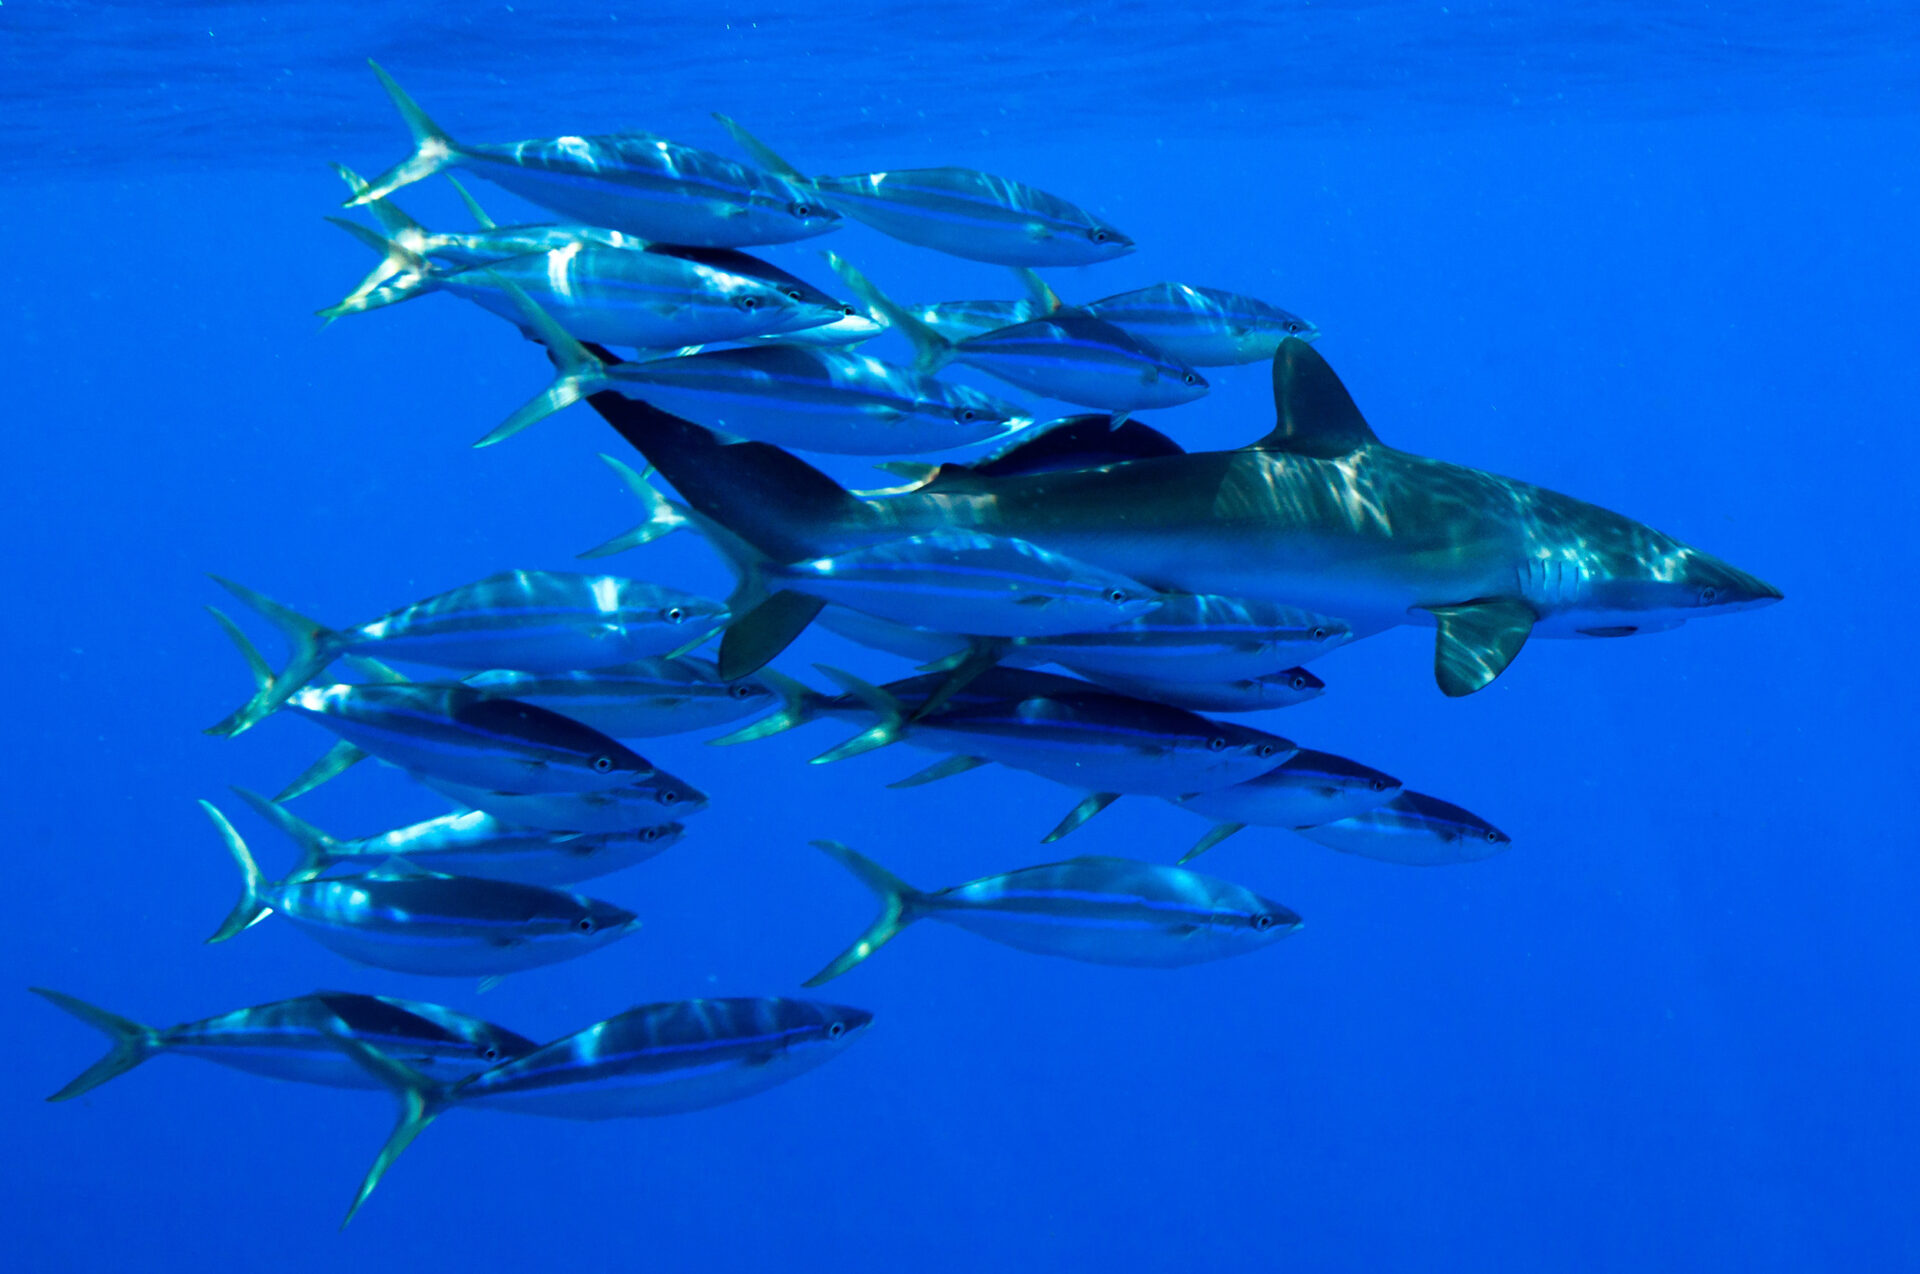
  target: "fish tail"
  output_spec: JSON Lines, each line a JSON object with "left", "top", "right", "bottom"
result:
{"left": 825, "top": 253, "right": 954, "bottom": 374}
{"left": 274, "top": 740, "right": 372, "bottom": 803}
{"left": 479, "top": 275, "right": 612, "bottom": 446}
{"left": 333, "top": 162, "right": 432, "bottom": 247}
{"left": 711, "top": 114, "right": 807, "bottom": 181}
{"left": 317, "top": 216, "right": 436, "bottom": 322}
{"left": 444, "top": 175, "right": 496, "bottom": 229}
{"left": 230, "top": 787, "right": 343, "bottom": 880}
{"left": 322, "top": 1028, "right": 453, "bottom": 1229}
{"left": 348, "top": 60, "right": 461, "bottom": 207}
{"left": 200, "top": 800, "right": 276, "bottom": 944}
{"left": 709, "top": 668, "right": 822, "bottom": 745}
{"left": 802, "top": 840, "right": 926, "bottom": 985}
{"left": 808, "top": 665, "right": 907, "bottom": 763}
{"left": 30, "top": 988, "right": 164, "bottom": 1102}
{"left": 205, "top": 576, "right": 343, "bottom": 735}
{"left": 576, "top": 454, "right": 692, "bottom": 558}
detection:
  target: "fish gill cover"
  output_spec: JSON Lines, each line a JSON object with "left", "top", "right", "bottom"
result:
{"left": 6, "top": 5, "right": 1913, "bottom": 1272}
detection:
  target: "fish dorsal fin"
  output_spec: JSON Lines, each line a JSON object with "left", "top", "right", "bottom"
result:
{"left": 1422, "top": 598, "right": 1537, "bottom": 697}
{"left": 1249, "top": 338, "right": 1379, "bottom": 458}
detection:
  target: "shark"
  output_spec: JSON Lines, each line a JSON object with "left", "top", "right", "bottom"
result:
{"left": 510, "top": 294, "right": 1780, "bottom": 695}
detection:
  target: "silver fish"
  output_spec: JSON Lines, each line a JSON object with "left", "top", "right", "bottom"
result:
{"left": 201, "top": 803, "right": 641, "bottom": 977}
{"left": 717, "top": 115, "right": 1132, "bottom": 267}
{"left": 1062, "top": 281, "right": 1319, "bottom": 367}
{"left": 334, "top": 996, "right": 872, "bottom": 1224}
{"left": 33, "top": 988, "right": 538, "bottom": 1101}
{"left": 1172, "top": 749, "right": 1404, "bottom": 861}
{"left": 417, "top": 773, "right": 708, "bottom": 834}
{"left": 804, "top": 841, "right": 1300, "bottom": 983}
{"left": 1069, "top": 667, "right": 1327, "bottom": 713}
{"left": 465, "top": 658, "right": 780, "bottom": 738}
{"left": 208, "top": 571, "right": 728, "bottom": 735}
{"left": 1294, "top": 790, "right": 1512, "bottom": 865}
{"left": 349, "top": 63, "right": 842, "bottom": 247}
{"left": 233, "top": 787, "right": 682, "bottom": 887}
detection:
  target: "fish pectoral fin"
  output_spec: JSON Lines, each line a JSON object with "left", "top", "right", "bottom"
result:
{"left": 887, "top": 754, "right": 990, "bottom": 789}
{"left": 1024, "top": 221, "right": 1054, "bottom": 241}
{"left": 1422, "top": 598, "right": 1537, "bottom": 697}
{"left": 1042, "top": 793, "right": 1121, "bottom": 843}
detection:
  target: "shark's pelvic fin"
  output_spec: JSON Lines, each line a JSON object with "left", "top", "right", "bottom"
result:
{"left": 1424, "top": 598, "right": 1537, "bottom": 697}
{"left": 1249, "top": 337, "right": 1380, "bottom": 457}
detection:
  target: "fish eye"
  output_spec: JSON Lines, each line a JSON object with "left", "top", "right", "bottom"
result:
{"left": 1286, "top": 321, "right": 1304, "bottom": 333}
{"left": 736, "top": 294, "right": 760, "bottom": 311}
{"left": 827, "top": 1020, "right": 846, "bottom": 1039}
{"left": 592, "top": 755, "right": 615, "bottom": 773}
{"left": 1290, "top": 675, "right": 1309, "bottom": 690}
{"left": 1183, "top": 372, "right": 1199, "bottom": 385}
{"left": 1371, "top": 777, "right": 1390, "bottom": 791}
{"left": 1486, "top": 830, "right": 1501, "bottom": 842}
{"left": 656, "top": 789, "right": 680, "bottom": 805}
{"left": 791, "top": 200, "right": 814, "bottom": 218}
{"left": 1256, "top": 742, "right": 1276, "bottom": 758}
{"left": 1252, "top": 913, "right": 1275, "bottom": 931}
{"left": 841, "top": 305, "right": 858, "bottom": 317}
{"left": 1699, "top": 586, "right": 1719, "bottom": 603}
{"left": 1106, "top": 588, "right": 1129, "bottom": 604}
{"left": 482, "top": 1046, "right": 500, "bottom": 1061}
{"left": 1089, "top": 228, "right": 1109, "bottom": 243}
{"left": 1206, "top": 736, "right": 1227, "bottom": 752}
{"left": 1311, "top": 626, "right": 1327, "bottom": 640}
{"left": 729, "top": 682, "right": 754, "bottom": 699}
{"left": 666, "top": 606, "right": 687, "bottom": 623}
{"left": 576, "top": 917, "right": 596, "bottom": 933}
{"left": 958, "top": 407, "right": 977, "bottom": 422}
{"left": 639, "top": 826, "right": 661, "bottom": 842}
{"left": 784, "top": 288, "right": 803, "bottom": 301}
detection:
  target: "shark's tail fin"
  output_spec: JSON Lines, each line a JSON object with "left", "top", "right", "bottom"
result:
{"left": 576, "top": 454, "right": 693, "bottom": 558}
{"left": 712, "top": 114, "right": 808, "bottom": 182}
{"left": 802, "top": 840, "right": 928, "bottom": 985}
{"left": 231, "top": 787, "right": 346, "bottom": 876}
{"left": 347, "top": 61, "right": 462, "bottom": 207}
{"left": 31, "top": 988, "right": 165, "bottom": 1102}
{"left": 808, "top": 665, "right": 909, "bottom": 764}
{"left": 318, "top": 215, "right": 437, "bottom": 321}
{"left": 481, "top": 275, "right": 616, "bottom": 447}
{"left": 324, "top": 1030, "right": 455, "bottom": 1229}
{"left": 200, "top": 799, "right": 280, "bottom": 944}
{"left": 203, "top": 577, "right": 344, "bottom": 736}
{"left": 826, "top": 253, "right": 955, "bottom": 374}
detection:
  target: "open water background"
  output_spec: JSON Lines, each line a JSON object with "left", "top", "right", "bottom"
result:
{"left": 2, "top": 3, "right": 1915, "bottom": 1270}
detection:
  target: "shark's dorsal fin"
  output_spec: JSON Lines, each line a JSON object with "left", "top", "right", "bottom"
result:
{"left": 1423, "top": 598, "right": 1537, "bottom": 697}
{"left": 1248, "top": 338, "right": 1379, "bottom": 458}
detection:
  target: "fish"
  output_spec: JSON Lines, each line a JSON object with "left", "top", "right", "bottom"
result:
{"left": 567, "top": 344, "right": 1033, "bottom": 456}
{"left": 200, "top": 802, "right": 641, "bottom": 977}
{"left": 232, "top": 787, "right": 683, "bottom": 887}
{"left": 321, "top": 232, "right": 842, "bottom": 356}
{"left": 1294, "top": 790, "right": 1513, "bottom": 865}
{"left": 464, "top": 658, "right": 783, "bottom": 739}
{"left": 717, "top": 115, "right": 1133, "bottom": 267}
{"left": 803, "top": 840, "right": 1300, "bottom": 984}
{"left": 1172, "top": 749, "right": 1404, "bottom": 861}
{"left": 416, "top": 773, "right": 708, "bottom": 834}
{"left": 1068, "top": 668, "right": 1327, "bottom": 713}
{"left": 765, "top": 530, "right": 1164, "bottom": 638}
{"left": 332, "top": 996, "right": 873, "bottom": 1225}
{"left": 348, "top": 62, "right": 842, "bottom": 247}
{"left": 207, "top": 570, "right": 728, "bottom": 735}
{"left": 544, "top": 328, "right": 1780, "bottom": 694}
{"left": 33, "top": 988, "right": 538, "bottom": 1101}
{"left": 1040, "top": 278, "right": 1320, "bottom": 367}
{"left": 830, "top": 255, "right": 1206, "bottom": 423}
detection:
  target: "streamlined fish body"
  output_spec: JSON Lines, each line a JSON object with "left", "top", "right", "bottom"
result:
{"left": 465, "top": 658, "right": 778, "bottom": 738}
{"left": 417, "top": 772, "right": 708, "bottom": 833}
{"left": 1079, "top": 282, "right": 1319, "bottom": 366}
{"left": 1173, "top": 749, "right": 1404, "bottom": 861}
{"left": 1295, "top": 790, "right": 1512, "bottom": 865}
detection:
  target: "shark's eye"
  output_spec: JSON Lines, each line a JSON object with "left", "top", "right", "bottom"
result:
{"left": 827, "top": 1020, "right": 847, "bottom": 1038}
{"left": 1699, "top": 586, "right": 1719, "bottom": 603}
{"left": 592, "top": 755, "right": 615, "bottom": 773}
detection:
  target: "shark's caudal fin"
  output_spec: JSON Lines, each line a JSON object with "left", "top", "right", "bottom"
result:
{"left": 325, "top": 1030, "right": 455, "bottom": 1229}
{"left": 231, "top": 787, "right": 346, "bottom": 873}
{"left": 577, "top": 454, "right": 693, "bottom": 559}
{"left": 711, "top": 114, "right": 808, "bottom": 181}
{"left": 1423, "top": 598, "right": 1537, "bottom": 697}
{"left": 826, "top": 253, "right": 956, "bottom": 375}
{"left": 204, "top": 577, "right": 344, "bottom": 736}
{"left": 802, "top": 840, "right": 929, "bottom": 986}
{"left": 348, "top": 61, "right": 463, "bottom": 207}
{"left": 1247, "top": 337, "right": 1380, "bottom": 458}
{"left": 30, "top": 988, "right": 165, "bottom": 1102}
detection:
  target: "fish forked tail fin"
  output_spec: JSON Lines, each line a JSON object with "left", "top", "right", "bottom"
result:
{"left": 30, "top": 988, "right": 165, "bottom": 1102}
{"left": 317, "top": 215, "right": 437, "bottom": 321}
{"left": 576, "top": 454, "right": 693, "bottom": 559}
{"left": 203, "top": 577, "right": 344, "bottom": 736}
{"left": 825, "top": 252, "right": 955, "bottom": 375}
{"left": 230, "top": 787, "right": 347, "bottom": 877}
{"left": 709, "top": 667, "right": 824, "bottom": 745}
{"left": 323, "top": 1028, "right": 456, "bottom": 1229}
{"left": 200, "top": 799, "right": 281, "bottom": 944}
{"left": 711, "top": 114, "right": 808, "bottom": 182}
{"left": 808, "top": 665, "right": 909, "bottom": 764}
{"left": 480, "top": 274, "right": 615, "bottom": 447}
{"left": 802, "top": 840, "right": 928, "bottom": 986}
{"left": 348, "top": 60, "right": 462, "bottom": 207}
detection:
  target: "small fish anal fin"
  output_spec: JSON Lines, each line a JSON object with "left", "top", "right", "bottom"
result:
{"left": 887, "top": 755, "right": 990, "bottom": 789}
{"left": 1423, "top": 598, "right": 1537, "bottom": 697}
{"left": 1041, "top": 793, "right": 1121, "bottom": 843}
{"left": 1179, "top": 821, "right": 1247, "bottom": 863}
{"left": 1247, "top": 337, "right": 1380, "bottom": 457}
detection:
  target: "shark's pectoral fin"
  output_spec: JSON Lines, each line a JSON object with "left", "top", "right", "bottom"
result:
{"left": 718, "top": 591, "right": 826, "bottom": 680}
{"left": 1423, "top": 598, "right": 1537, "bottom": 697}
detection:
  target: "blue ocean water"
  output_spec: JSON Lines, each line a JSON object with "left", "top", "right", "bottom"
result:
{"left": 4, "top": 2, "right": 1915, "bottom": 1268}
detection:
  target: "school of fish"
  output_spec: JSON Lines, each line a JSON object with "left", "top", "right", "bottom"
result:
{"left": 37, "top": 62, "right": 1782, "bottom": 1227}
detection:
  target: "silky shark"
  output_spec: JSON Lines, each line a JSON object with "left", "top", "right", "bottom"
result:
{"left": 512, "top": 299, "right": 1780, "bottom": 694}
